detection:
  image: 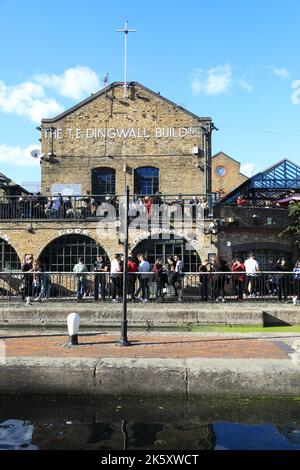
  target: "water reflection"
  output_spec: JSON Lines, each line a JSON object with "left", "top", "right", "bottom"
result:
{"left": 0, "top": 420, "right": 38, "bottom": 450}
{"left": 0, "top": 396, "right": 300, "bottom": 450}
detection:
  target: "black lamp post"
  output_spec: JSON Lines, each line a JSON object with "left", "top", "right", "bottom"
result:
{"left": 118, "top": 185, "right": 131, "bottom": 346}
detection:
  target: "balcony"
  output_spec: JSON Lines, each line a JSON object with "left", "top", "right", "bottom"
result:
{"left": 0, "top": 194, "right": 215, "bottom": 223}
{"left": 214, "top": 204, "right": 290, "bottom": 230}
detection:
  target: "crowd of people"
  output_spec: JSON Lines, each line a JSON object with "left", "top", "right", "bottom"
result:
{"left": 236, "top": 194, "right": 293, "bottom": 208}
{"left": 199, "top": 253, "right": 300, "bottom": 302}
{"left": 0, "top": 192, "right": 211, "bottom": 220}
{"left": 17, "top": 252, "right": 300, "bottom": 304}
{"left": 73, "top": 253, "right": 185, "bottom": 303}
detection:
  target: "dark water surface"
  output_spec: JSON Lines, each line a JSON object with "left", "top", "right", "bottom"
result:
{"left": 1, "top": 395, "right": 300, "bottom": 450}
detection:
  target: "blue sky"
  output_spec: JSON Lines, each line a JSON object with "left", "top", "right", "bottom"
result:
{"left": 1, "top": 0, "right": 300, "bottom": 185}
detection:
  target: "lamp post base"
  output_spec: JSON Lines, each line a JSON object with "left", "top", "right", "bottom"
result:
{"left": 118, "top": 338, "right": 132, "bottom": 347}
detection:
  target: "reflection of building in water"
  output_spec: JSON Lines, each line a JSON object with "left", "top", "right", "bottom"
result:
{"left": 32, "top": 420, "right": 216, "bottom": 450}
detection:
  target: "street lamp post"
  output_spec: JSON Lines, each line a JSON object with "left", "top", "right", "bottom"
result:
{"left": 202, "top": 122, "right": 218, "bottom": 215}
{"left": 118, "top": 185, "right": 131, "bottom": 346}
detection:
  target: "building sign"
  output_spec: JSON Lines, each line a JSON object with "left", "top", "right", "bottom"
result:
{"left": 131, "top": 228, "right": 202, "bottom": 251}
{"left": 44, "top": 126, "right": 202, "bottom": 141}
{"left": 58, "top": 228, "right": 90, "bottom": 236}
{"left": 51, "top": 184, "right": 82, "bottom": 195}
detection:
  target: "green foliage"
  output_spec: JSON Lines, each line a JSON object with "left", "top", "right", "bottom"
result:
{"left": 280, "top": 202, "right": 300, "bottom": 245}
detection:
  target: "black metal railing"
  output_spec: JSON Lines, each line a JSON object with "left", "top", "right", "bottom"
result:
{"left": 0, "top": 271, "right": 299, "bottom": 303}
{"left": 0, "top": 193, "right": 216, "bottom": 221}
{"left": 214, "top": 205, "right": 289, "bottom": 229}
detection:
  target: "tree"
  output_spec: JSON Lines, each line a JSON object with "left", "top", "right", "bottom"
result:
{"left": 280, "top": 202, "right": 300, "bottom": 246}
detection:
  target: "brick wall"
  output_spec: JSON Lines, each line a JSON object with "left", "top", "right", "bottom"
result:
{"left": 41, "top": 82, "right": 210, "bottom": 196}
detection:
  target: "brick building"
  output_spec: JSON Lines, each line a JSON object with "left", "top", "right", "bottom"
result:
{"left": 0, "top": 82, "right": 219, "bottom": 271}
{"left": 212, "top": 151, "right": 248, "bottom": 198}
{"left": 1, "top": 82, "right": 297, "bottom": 275}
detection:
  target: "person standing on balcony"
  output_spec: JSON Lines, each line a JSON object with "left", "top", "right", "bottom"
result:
{"left": 73, "top": 257, "right": 87, "bottom": 302}
{"left": 236, "top": 195, "right": 247, "bottom": 206}
{"left": 144, "top": 196, "right": 152, "bottom": 220}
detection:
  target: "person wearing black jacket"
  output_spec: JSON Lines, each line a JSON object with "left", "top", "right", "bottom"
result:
{"left": 275, "top": 258, "right": 289, "bottom": 302}
{"left": 21, "top": 254, "right": 34, "bottom": 305}
{"left": 93, "top": 255, "right": 108, "bottom": 301}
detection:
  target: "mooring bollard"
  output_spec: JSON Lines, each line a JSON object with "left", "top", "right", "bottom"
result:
{"left": 67, "top": 312, "right": 80, "bottom": 346}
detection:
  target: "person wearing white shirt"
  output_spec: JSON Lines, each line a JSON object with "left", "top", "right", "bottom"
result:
{"left": 110, "top": 254, "right": 121, "bottom": 301}
{"left": 244, "top": 254, "right": 259, "bottom": 297}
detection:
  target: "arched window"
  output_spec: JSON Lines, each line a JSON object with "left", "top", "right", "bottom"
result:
{"left": 0, "top": 239, "right": 20, "bottom": 270}
{"left": 132, "top": 234, "right": 200, "bottom": 272}
{"left": 134, "top": 167, "right": 159, "bottom": 195}
{"left": 92, "top": 167, "right": 116, "bottom": 197}
{"left": 39, "top": 235, "right": 109, "bottom": 272}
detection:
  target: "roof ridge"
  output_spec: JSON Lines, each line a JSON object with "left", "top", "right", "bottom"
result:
{"left": 42, "top": 81, "right": 212, "bottom": 123}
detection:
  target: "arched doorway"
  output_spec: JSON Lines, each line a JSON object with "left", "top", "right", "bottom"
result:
{"left": 39, "top": 234, "right": 109, "bottom": 271}
{"left": 132, "top": 234, "right": 200, "bottom": 272}
{"left": 235, "top": 248, "right": 291, "bottom": 270}
{"left": 134, "top": 167, "right": 159, "bottom": 195}
{"left": 91, "top": 167, "right": 116, "bottom": 198}
{"left": 0, "top": 238, "right": 20, "bottom": 270}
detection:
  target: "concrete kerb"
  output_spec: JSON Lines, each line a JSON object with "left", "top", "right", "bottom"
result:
{"left": 1, "top": 357, "right": 300, "bottom": 396}
{"left": 1, "top": 302, "right": 300, "bottom": 327}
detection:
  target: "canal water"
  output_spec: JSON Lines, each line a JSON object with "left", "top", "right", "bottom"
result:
{"left": 1, "top": 395, "right": 300, "bottom": 450}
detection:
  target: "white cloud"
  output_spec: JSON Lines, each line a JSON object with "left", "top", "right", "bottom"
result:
{"left": 238, "top": 80, "right": 253, "bottom": 93}
{"left": 0, "top": 143, "right": 41, "bottom": 167}
{"left": 35, "top": 66, "right": 101, "bottom": 100}
{"left": 240, "top": 162, "right": 259, "bottom": 177}
{"left": 191, "top": 65, "right": 232, "bottom": 96}
{"left": 0, "top": 80, "right": 63, "bottom": 123}
{"left": 271, "top": 67, "right": 290, "bottom": 78}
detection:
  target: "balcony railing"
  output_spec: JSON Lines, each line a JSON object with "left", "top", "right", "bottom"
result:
{"left": 214, "top": 205, "right": 290, "bottom": 229}
{"left": 0, "top": 271, "right": 299, "bottom": 303}
{"left": 0, "top": 194, "right": 215, "bottom": 221}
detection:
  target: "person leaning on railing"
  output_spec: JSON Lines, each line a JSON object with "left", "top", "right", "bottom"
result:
{"left": 110, "top": 254, "right": 122, "bottom": 302}
{"left": 93, "top": 255, "right": 109, "bottom": 301}
{"left": 21, "top": 254, "right": 34, "bottom": 305}
{"left": 73, "top": 257, "right": 87, "bottom": 301}
{"left": 199, "top": 259, "right": 209, "bottom": 301}
{"left": 128, "top": 255, "right": 138, "bottom": 300}
{"left": 275, "top": 258, "right": 289, "bottom": 302}
{"left": 231, "top": 256, "right": 246, "bottom": 301}
{"left": 135, "top": 254, "right": 151, "bottom": 303}
{"left": 152, "top": 258, "right": 165, "bottom": 301}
